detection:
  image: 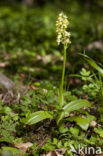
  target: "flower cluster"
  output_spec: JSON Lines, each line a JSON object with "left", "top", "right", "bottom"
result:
{"left": 56, "top": 12, "right": 71, "bottom": 45}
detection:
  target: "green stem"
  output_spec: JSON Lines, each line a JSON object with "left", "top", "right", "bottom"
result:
{"left": 59, "top": 44, "right": 67, "bottom": 108}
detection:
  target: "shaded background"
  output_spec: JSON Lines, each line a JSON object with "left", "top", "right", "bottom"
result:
{"left": 0, "top": 0, "right": 103, "bottom": 86}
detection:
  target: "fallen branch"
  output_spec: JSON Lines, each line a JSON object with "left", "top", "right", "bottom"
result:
{"left": 0, "top": 73, "right": 15, "bottom": 90}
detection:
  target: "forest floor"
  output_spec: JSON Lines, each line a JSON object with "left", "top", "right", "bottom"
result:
{"left": 0, "top": 1, "right": 103, "bottom": 156}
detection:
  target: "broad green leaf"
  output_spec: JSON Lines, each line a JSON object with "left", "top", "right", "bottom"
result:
{"left": 94, "top": 127, "right": 103, "bottom": 138}
{"left": 57, "top": 99, "right": 91, "bottom": 124}
{"left": 59, "top": 126, "right": 68, "bottom": 133}
{"left": 68, "top": 113, "right": 96, "bottom": 130}
{"left": 63, "top": 99, "right": 91, "bottom": 113}
{"left": 67, "top": 116, "right": 89, "bottom": 130}
{"left": 69, "top": 127, "right": 79, "bottom": 136}
{"left": 25, "top": 111, "right": 53, "bottom": 125}
{"left": 76, "top": 117, "right": 89, "bottom": 130}
{"left": 85, "top": 113, "right": 96, "bottom": 122}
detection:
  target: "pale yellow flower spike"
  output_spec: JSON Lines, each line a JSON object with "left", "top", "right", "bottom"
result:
{"left": 56, "top": 12, "right": 71, "bottom": 45}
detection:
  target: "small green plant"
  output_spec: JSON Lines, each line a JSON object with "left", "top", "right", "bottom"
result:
{"left": 0, "top": 106, "right": 19, "bottom": 143}
{"left": 80, "top": 68, "right": 99, "bottom": 98}
{"left": 81, "top": 54, "right": 103, "bottom": 101}
{"left": 22, "top": 12, "right": 91, "bottom": 127}
{"left": 72, "top": 56, "right": 103, "bottom": 100}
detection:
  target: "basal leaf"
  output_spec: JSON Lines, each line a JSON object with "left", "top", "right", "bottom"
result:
{"left": 68, "top": 116, "right": 89, "bottom": 130}
{"left": 63, "top": 99, "right": 91, "bottom": 113}
{"left": 25, "top": 111, "right": 53, "bottom": 125}
{"left": 57, "top": 99, "right": 91, "bottom": 125}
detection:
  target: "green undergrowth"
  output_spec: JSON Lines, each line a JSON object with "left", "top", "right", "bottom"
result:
{"left": 0, "top": 1, "right": 103, "bottom": 156}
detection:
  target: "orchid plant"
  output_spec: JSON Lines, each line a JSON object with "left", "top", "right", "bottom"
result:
{"left": 23, "top": 12, "right": 91, "bottom": 126}
{"left": 56, "top": 12, "right": 71, "bottom": 108}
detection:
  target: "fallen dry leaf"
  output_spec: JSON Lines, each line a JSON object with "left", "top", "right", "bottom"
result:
{"left": 0, "top": 62, "right": 9, "bottom": 67}
{"left": 15, "top": 142, "right": 33, "bottom": 153}
{"left": 29, "top": 85, "right": 38, "bottom": 90}
{"left": 41, "top": 148, "right": 66, "bottom": 156}
{"left": 46, "top": 151, "right": 58, "bottom": 156}
{"left": 20, "top": 73, "right": 26, "bottom": 78}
